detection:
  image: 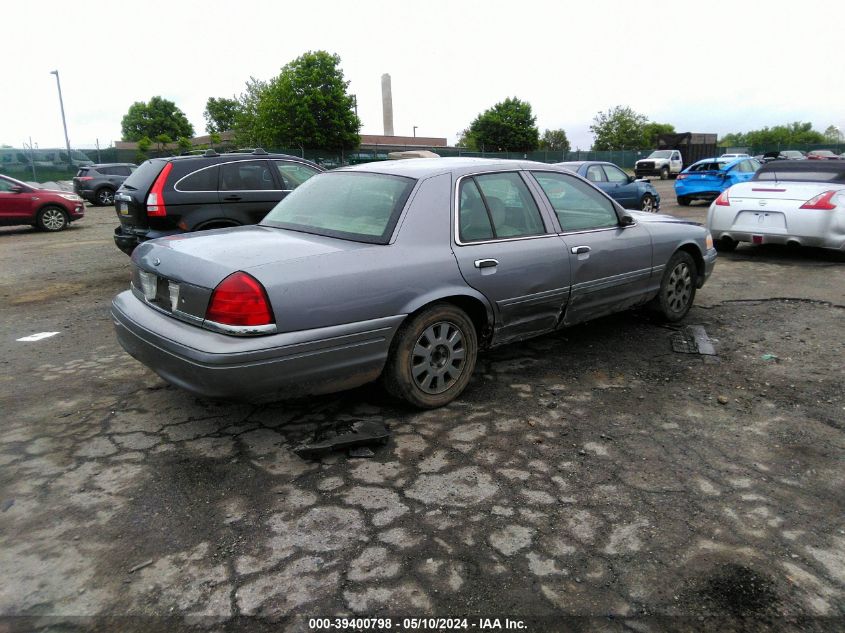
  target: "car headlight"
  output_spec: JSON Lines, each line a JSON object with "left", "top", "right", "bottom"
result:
{"left": 59, "top": 193, "right": 82, "bottom": 201}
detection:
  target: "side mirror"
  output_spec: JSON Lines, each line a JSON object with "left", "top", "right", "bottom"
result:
{"left": 628, "top": 175, "right": 636, "bottom": 183}
{"left": 619, "top": 214, "right": 636, "bottom": 227}
{"left": 9, "top": 185, "right": 24, "bottom": 193}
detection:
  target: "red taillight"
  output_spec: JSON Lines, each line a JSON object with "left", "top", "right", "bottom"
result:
{"left": 714, "top": 190, "right": 730, "bottom": 206}
{"left": 77, "top": 176, "right": 93, "bottom": 181}
{"left": 146, "top": 162, "right": 173, "bottom": 217}
{"left": 799, "top": 190, "right": 838, "bottom": 210}
{"left": 677, "top": 174, "right": 688, "bottom": 180}
{"left": 205, "top": 272, "right": 275, "bottom": 327}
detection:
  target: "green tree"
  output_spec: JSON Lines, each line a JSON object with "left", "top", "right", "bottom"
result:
{"left": 824, "top": 125, "right": 842, "bottom": 143}
{"left": 642, "top": 122, "right": 675, "bottom": 148}
{"left": 467, "top": 97, "right": 539, "bottom": 152}
{"left": 120, "top": 96, "right": 194, "bottom": 142}
{"left": 250, "top": 51, "right": 360, "bottom": 150}
{"left": 538, "top": 128, "right": 570, "bottom": 152}
{"left": 233, "top": 77, "right": 267, "bottom": 146}
{"left": 719, "top": 122, "right": 826, "bottom": 148}
{"left": 204, "top": 97, "right": 240, "bottom": 134}
{"left": 176, "top": 136, "right": 193, "bottom": 153}
{"left": 590, "top": 106, "right": 648, "bottom": 150}
{"left": 455, "top": 128, "right": 477, "bottom": 150}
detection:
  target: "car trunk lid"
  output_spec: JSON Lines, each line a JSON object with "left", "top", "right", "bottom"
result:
{"left": 727, "top": 181, "right": 845, "bottom": 202}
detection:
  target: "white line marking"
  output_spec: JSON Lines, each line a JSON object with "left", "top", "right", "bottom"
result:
{"left": 16, "top": 332, "right": 60, "bottom": 342}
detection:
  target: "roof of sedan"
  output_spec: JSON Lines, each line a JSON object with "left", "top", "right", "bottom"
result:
{"left": 337, "top": 157, "right": 566, "bottom": 178}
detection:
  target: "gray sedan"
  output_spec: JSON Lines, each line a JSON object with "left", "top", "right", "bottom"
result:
{"left": 112, "top": 158, "right": 717, "bottom": 408}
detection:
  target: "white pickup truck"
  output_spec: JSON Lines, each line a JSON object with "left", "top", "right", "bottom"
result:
{"left": 634, "top": 150, "right": 683, "bottom": 180}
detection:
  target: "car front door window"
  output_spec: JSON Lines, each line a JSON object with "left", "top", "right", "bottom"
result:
{"left": 531, "top": 171, "right": 618, "bottom": 232}
{"left": 585, "top": 165, "right": 606, "bottom": 183}
{"left": 603, "top": 165, "right": 629, "bottom": 184}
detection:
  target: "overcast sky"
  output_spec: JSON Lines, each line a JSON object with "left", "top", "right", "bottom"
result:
{"left": 3, "top": 0, "right": 843, "bottom": 151}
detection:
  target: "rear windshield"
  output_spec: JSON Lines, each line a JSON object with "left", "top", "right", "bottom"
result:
{"left": 122, "top": 159, "right": 166, "bottom": 192}
{"left": 754, "top": 167, "right": 845, "bottom": 183}
{"left": 76, "top": 168, "right": 89, "bottom": 177}
{"left": 648, "top": 151, "right": 672, "bottom": 159}
{"left": 261, "top": 172, "right": 416, "bottom": 244}
{"left": 689, "top": 161, "right": 727, "bottom": 172}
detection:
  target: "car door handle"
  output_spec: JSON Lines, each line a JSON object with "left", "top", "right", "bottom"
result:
{"left": 571, "top": 246, "right": 591, "bottom": 255}
{"left": 474, "top": 258, "right": 498, "bottom": 269}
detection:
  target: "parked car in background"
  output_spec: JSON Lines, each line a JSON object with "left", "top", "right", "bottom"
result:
{"left": 557, "top": 160, "right": 661, "bottom": 211}
{"left": 112, "top": 158, "right": 716, "bottom": 408}
{"left": 112, "top": 149, "right": 323, "bottom": 255}
{"left": 806, "top": 150, "right": 841, "bottom": 160}
{"left": 634, "top": 150, "right": 683, "bottom": 180}
{"left": 0, "top": 174, "right": 84, "bottom": 231}
{"left": 675, "top": 157, "right": 761, "bottom": 206}
{"left": 73, "top": 163, "right": 137, "bottom": 206}
{"left": 761, "top": 150, "right": 806, "bottom": 163}
{"left": 707, "top": 160, "right": 845, "bottom": 252}
{"left": 719, "top": 153, "right": 750, "bottom": 160}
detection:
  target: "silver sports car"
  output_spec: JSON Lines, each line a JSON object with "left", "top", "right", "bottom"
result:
{"left": 112, "top": 158, "right": 716, "bottom": 408}
{"left": 707, "top": 160, "right": 845, "bottom": 251}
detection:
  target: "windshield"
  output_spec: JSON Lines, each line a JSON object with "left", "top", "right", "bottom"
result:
{"left": 262, "top": 172, "right": 416, "bottom": 244}
{"left": 648, "top": 151, "right": 672, "bottom": 159}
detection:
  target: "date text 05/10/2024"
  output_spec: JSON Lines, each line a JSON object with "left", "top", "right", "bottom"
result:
{"left": 307, "top": 617, "right": 527, "bottom": 630}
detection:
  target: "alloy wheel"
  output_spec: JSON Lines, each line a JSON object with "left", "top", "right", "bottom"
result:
{"left": 666, "top": 261, "right": 692, "bottom": 313}
{"left": 410, "top": 321, "right": 467, "bottom": 395}
{"left": 41, "top": 208, "right": 67, "bottom": 231}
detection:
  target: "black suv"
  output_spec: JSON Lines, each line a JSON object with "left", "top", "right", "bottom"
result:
{"left": 113, "top": 149, "right": 323, "bottom": 255}
{"left": 74, "top": 163, "right": 137, "bottom": 206}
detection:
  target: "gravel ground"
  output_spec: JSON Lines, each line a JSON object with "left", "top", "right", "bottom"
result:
{"left": 0, "top": 192, "right": 843, "bottom": 633}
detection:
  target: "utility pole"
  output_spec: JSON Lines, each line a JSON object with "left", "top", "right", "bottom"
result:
{"left": 49, "top": 70, "right": 73, "bottom": 170}
{"left": 413, "top": 126, "right": 418, "bottom": 138}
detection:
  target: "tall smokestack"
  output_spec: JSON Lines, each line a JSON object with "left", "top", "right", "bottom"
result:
{"left": 381, "top": 73, "right": 394, "bottom": 137}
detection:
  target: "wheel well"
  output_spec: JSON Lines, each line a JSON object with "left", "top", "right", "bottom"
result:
{"left": 37, "top": 203, "right": 68, "bottom": 217}
{"left": 96, "top": 185, "right": 115, "bottom": 192}
{"left": 678, "top": 243, "right": 705, "bottom": 280}
{"left": 407, "top": 295, "right": 491, "bottom": 345}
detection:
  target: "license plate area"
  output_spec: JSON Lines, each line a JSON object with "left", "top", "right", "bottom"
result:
{"left": 734, "top": 211, "right": 786, "bottom": 230}
{"left": 117, "top": 201, "right": 129, "bottom": 215}
{"left": 138, "top": 270, "right": 179, "bottom": 312}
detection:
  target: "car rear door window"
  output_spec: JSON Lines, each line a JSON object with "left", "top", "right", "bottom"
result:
{"left": 176, "top": 165, "right": 219, "bottom": 192}
{"left": 275, "top": 161, "right": 320, "bottom": 190}
{"left": 532, "top": 171, "right": 618, "bottom": 232}
{"left": 585, "top": 165, "right": 606, "bottom": 182}
{"left": 458, "top": 172, "right": 546, "bottom": 242}
{"left": 220, "top": 160, "right": 275, "bottom": 191}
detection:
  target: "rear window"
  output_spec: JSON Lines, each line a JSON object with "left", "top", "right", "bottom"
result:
{"left": 261, "top": 172, "right": 416, "bottom": 244}
{"left": 754, "top": 167, "right": 845, "bottom": 183}
{"left": 648, "top": 151, "right": 672, "bottom": 159}
{"left": 76, "top": 168, "right": 89, "bottom": 177}
{"left": 689, "top": 161, "right": 727, "bottom": 172}
{"left": 121, "top": 160, "right": 167, "bottom": 192}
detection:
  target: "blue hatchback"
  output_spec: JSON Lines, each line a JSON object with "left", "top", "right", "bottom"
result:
{"left": 557, "top": 161, "right": 661, "bottom": 212}
{"left": 675, "top": 157, "right": 761, "bottom": 206}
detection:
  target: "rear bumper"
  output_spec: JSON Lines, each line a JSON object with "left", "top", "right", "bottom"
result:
{"left": 111, "top": 290, "right": 404, "bottom": 401}
{"left": 675, "top": 184, "right": 723, "bottom": 201}
{"left": 709, "top": 206, "right": 845, "bottom": 250}
{"left": 114, "top": 225, "right": 182, "bottom": 255}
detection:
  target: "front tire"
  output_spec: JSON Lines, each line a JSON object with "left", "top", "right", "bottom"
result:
{"left": 640, "top": 193, "right": 656, "bottom": 212}
{"left": 383, "top": 303, "right": 478, "bottom": 408}
{"left": 651, "top": 251, "right": 697, "bottom": 322}
{"left": 37, "top": 206, "right": 69, "bottom": 231}
{"left": 660, "top": 166, "right": 669, "bottom": 180}
{"left": 94, "top": 187, "right": 115, "bottom": 206}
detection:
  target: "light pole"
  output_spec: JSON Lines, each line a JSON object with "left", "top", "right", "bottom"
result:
{"left": 413, "top": 126, "right": 418, "bottom": 138}
{"left": 49, "top": 70, "right": 73, "bottom": 170}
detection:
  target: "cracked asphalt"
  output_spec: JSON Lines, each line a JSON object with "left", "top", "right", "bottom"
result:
{"left": 1, "top": 182, "right": 844, "bottom": 632}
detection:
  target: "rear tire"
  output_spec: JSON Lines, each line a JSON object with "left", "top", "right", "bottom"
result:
{"left": 383, "top": 303, "right": 478, "bottom": 409}
{"left": 651, "top": 251, "right": 697, "bottom": 322}
{"left": 94, "top": 187, "right": 115, "bottom": 206}
{"left": 714, "top": 236, "right": 738, "bottom": 252}
{"left": 677, "top": 196, "right": 691, "bottom": 206}
{"left": 36, "top": 206, "right": 69, "bottom": 232}
{"left": 660, "top": 166, "right": 669, "bottom": 180}
{"left": 640, "top": 193, "right": 656, "bottom": 212}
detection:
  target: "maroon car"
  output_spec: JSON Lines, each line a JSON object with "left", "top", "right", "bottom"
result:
{"left": 806, "top": 150, "right": 841, "bottom": 160}
{"left": 0, "top": 174, "right": 84, "bottom": 231}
